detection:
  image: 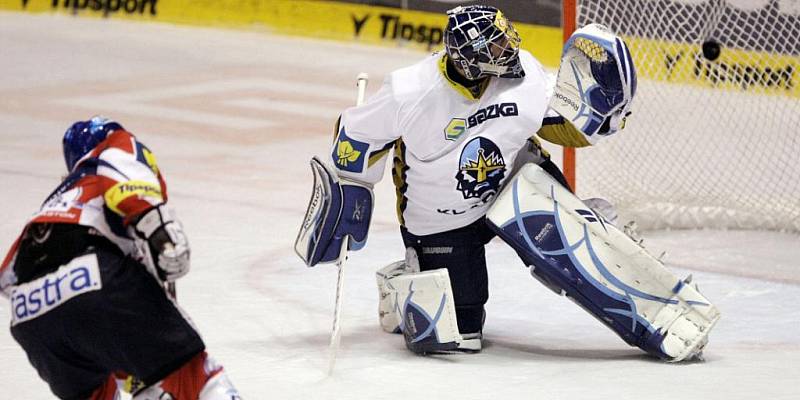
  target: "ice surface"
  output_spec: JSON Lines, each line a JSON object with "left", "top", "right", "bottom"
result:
{"left": 0, "top": 12, "right": 798, "bottom": 400}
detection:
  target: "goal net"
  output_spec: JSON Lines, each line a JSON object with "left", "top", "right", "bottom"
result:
{"left": 569, "top": 0, "right": 800, "bottom": 232}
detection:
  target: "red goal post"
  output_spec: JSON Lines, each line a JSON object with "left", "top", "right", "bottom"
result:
{"left": 562, "top": 0, "right": 578, "bottom": 191}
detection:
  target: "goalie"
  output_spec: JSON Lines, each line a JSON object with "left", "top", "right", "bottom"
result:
{"left": 296, "top": 5, "right": 719, "bottom": 361}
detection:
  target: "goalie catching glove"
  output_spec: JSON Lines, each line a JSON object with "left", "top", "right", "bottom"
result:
{"left": 132, "top": 204, "right": 190, "bottom": 282}
{"left": 550, "top": 23, "right": 637, "bottom": 143}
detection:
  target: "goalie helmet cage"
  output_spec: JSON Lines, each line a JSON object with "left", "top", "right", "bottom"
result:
{"left": 562, "top": 0, "right": 800, "bottom": 232}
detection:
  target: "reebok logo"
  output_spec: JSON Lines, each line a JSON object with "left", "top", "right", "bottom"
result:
{"left": 10, "top": 254, "right": 102, "bottom": 326}
{"left": 554, "top": 91, "right": 580, "bottom": 111}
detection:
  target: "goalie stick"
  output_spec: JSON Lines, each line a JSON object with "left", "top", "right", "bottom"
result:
{"left": 166, "top": 282, "right": 176, "bottom": 300}
{"left": 327, "top": 72, "right": 369, "bottom": 375}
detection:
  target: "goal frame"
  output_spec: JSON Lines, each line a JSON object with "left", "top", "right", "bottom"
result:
{"left": 562, "top": 0, "right": 578, "bottom": 190}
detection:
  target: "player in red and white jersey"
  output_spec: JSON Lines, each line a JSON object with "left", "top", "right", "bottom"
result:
{"left": 1, "top": 117, "right": 241, "bottom": 400}
{"left": 1, "top": 118, "right": 166, "bottom": 274}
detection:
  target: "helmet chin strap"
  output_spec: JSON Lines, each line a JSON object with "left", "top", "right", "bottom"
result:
{"left": 448, "top": 57, "right": 488, "bottom": 85}
{"left": 450, "top": 58, "right": 475, "bottom": 81}
{"left": 476, "top": 62, "right": 508, "bottom": 77}
{"left": 451, "top": 54, "right": 522, "bottom": 81}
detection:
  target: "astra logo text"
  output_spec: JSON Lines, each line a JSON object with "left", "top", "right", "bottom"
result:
{"left": 10, "top": 254, "right": 102, "bottom": 326}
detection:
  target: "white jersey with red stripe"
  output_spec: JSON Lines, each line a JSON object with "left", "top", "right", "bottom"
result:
{"left": 331, "top": 50, "right": 551, "bottom": 236}
{"left": 1, "top": 129, "right": 166, "bottom": 296}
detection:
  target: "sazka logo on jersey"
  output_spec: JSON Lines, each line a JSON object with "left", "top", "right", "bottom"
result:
{"left": 443, "top": 103, "right": 519, "bottom": 142}
{"left": 455, "top": 137, "right": 506, "bottom": 201}
{"left": 332, "top": 127, "right": 369, "bottom": 173}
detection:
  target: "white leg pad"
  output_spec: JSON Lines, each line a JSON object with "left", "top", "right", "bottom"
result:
{"left": 376, "top": 260, "right": 408, "bottom": 334}
{"left": 486, "top": 163, "right": 721, "bottom": 361}
{"left": 376, "top": 263, "right": 466, "bottom": 353}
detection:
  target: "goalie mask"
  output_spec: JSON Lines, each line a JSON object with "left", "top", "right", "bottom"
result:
{"left": 444, "top": 5, "right": 524, "bottom": 80}
{"left": 63, "top": 116, "right": 124, "bottom": 171}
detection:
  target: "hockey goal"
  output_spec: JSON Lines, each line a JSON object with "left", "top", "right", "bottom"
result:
{"left": 563, "top": 0, "right": 800, "bottom": 232}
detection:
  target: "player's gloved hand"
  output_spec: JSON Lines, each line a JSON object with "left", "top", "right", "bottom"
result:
{"left": 132, "top": 204, "right": 190, "bottom": 282}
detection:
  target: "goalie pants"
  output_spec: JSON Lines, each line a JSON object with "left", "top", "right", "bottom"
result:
{"left": 397, "top": 159, "right": 571, "bottom": 336}
{"left": 401, "top": 217, "right": 496, "bottom": 335}
{"left": 10, "top": 245, "right": 205, "bottom": 400}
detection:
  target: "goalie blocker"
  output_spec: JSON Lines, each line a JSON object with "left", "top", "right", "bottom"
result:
{"left": 486, "top": 164, "right": 720, "bottom": 362}
{"left": 295, "top": 156, "right": 374, "bottom": 267}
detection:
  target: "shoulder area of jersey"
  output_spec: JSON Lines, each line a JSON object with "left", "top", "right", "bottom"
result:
{"left": 386, "top": 52, "right": 447, "bottom": 96}
{"left": 68, "top": 128, "right": 140, "bottom": 172}
{"left": 517, "top": 49, "right": 547, "bottom": 80}
{"left": 64, "top": 116, "right": 143, "bottom": 172}
{"left": 94, "top": 128, "right": 140, "bottom": 154}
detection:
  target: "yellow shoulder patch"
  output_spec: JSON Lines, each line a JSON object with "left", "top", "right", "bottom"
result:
{"left": 537, "top": 122, "right": 592, "bottom": 148}
{"left": 104, "top": 180, "right": 164, "bottom": 216}
{"left": 336, "top": 140, "right": 362, "bottom": 167}
{"left": 141, "top": 147, "right": 159, "bottom": 175}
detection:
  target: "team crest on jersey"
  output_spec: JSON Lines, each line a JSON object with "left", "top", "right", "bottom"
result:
{"left": 455, "top": 137, "right": 506, "bottom": 201}
{"left": 332, "top": 127, "right": 369, "bottom": 173}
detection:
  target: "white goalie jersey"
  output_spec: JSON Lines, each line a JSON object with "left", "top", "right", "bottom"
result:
{"left": 332, "top": 50, "right": 554, "bottom": 236}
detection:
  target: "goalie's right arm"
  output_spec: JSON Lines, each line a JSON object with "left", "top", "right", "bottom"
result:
{"left": 294, "top": 75, "right": 401, "bottom": 267}
{"left": 294, "top": 157, "right": 374, "bottom": 267}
